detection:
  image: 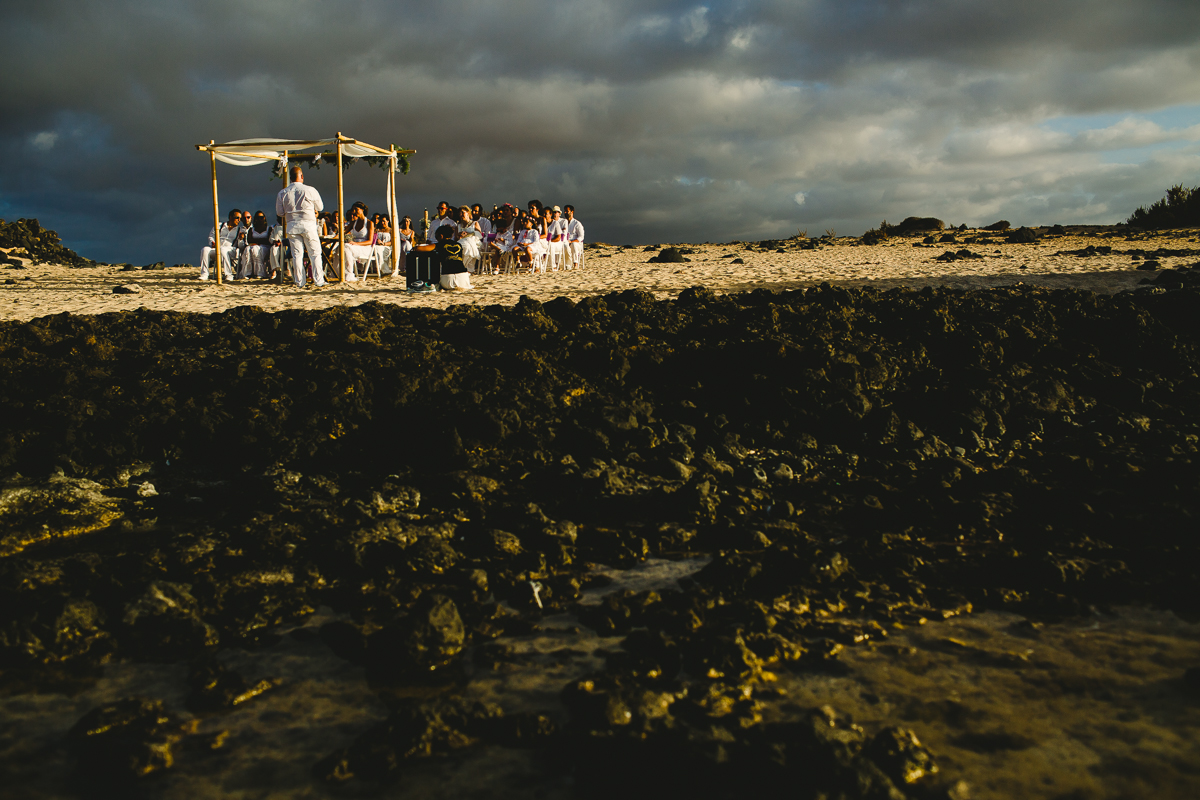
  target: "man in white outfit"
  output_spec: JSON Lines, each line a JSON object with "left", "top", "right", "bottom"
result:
{"left": 427, "top": 201, "right": 455, "bottom": 243}
{"left": 564, "top": 205, "right": 585, "bottom": 270}
{"left": 276, "top": 166, "right": 325, "bottom": 288}
{"left": 200, "top": 209, "right": 241, "bottom": 280}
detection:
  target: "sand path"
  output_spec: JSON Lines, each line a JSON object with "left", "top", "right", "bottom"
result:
{"left": 2, "top": 230, "right": 1195, "bottom": 322}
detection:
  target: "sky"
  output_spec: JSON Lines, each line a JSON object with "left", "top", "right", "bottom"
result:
{"left": 1, "top": 0, "right": 1199, "bottom": 266}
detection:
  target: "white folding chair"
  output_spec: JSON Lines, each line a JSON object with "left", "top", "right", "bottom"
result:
{"left": 548, "top": 240, "right": 566, "bottom": 272}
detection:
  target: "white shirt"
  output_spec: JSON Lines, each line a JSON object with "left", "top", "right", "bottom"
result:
{"left": 276, "top": 182, "right": 324, "bottom": 226}
{"left": 548, "top": 218, "right": 567, "bottom": 241}
{"left": 566, "top": 218, "right": 585, "bottom": 242}
{"left": 209, "top": 223, "right": 241, "bottom": 247}
{"left": 514, "top": 229, "right": 539, "bottom": 248}
{"left": 477, "top": 217, "right": 493, "bottom": 236}
{"left": 427, "top": 215, "right": 455, "bottom": 243}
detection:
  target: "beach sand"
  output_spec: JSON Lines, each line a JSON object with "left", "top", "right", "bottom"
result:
{"left": 2, "top": 229, "right": 1196, "bottom": 322}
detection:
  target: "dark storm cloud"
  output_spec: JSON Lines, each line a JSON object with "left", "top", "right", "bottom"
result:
{"left": 1, "top": 0, "right": 1198, "bottom": 264}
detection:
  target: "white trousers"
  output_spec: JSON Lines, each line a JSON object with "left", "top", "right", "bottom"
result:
{"left": 288, "top": 223, "right": 324, "bottom": 287}
{"left": 200, "top": 244, "right": 236, "bottom": 279}
{"left": 568, "top": 241, "right": 583, "bottom": 269}
{"left": 238, "top": 245, "right": 269, "bottom": 279}
{"left": 342, "top": 243, "right": 375, "bottom": 281}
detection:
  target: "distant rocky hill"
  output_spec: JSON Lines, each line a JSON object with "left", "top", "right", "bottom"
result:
{"left": 0, "top": 218, "right": 95, "bottom": 268}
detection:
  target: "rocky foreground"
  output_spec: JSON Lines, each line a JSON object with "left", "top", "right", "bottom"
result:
{"left": 2, "top": 284, "right": 1199, "bottom": 798}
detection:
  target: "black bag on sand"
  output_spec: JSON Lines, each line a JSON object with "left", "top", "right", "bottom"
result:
{"left": 406, "top": 251, "right": 441, "bottom": 286}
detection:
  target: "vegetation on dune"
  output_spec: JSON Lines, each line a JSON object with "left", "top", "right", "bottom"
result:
{"left": 1127, "top": 184, "right": 1200, "bottom": 230}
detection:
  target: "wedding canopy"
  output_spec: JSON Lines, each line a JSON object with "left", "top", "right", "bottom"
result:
{"left": 195, "top": 134, "right": 416, "bottom": 284}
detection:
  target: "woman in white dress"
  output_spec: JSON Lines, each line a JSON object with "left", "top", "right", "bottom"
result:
{"left": 341, "top": 202, "right": 375, "bottom": 282}
{"left": 237, "top": 211, "right": 273, "bottom": 279}
{"left": 456, "top": 205, "right": 482, "bottom": 274}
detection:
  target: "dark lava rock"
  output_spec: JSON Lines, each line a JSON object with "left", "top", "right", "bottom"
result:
{"left": 112, "top": 284, "right": 142, "bottom": 294}
{"left": 649, "top": 247, "right": 690, "bottom": 263}
{"left": 865, "top": 726, "right": 939, "bottom": 785}
{"left": 983, "top": 220, "right": 1011, "bottom": 231}
{"left": 4, "top": 285, "right": 1200, "bottom": 796}
{"left": 122, "top": 582, "right": 219, "bottom": 660}
{"left": 314, "top": 697, "right": 511, "bottom": 787}
{"left": 935, "top": 249, "right": 984, "bottom": 262}
{"left": 893, "top": 217, "right": 944, "bottom": 234}
{"left": 186, "top": 659, "right": 280, "bottom": 711}
{"left": 731, "top": 257, "right": 745, "bottom": 264}
{"left": 66, "top": 698, "right": 198, "bottom": 789}
{"left": 1007, "top": 226, "right": 1039, "bottom": 244}
{"left": 1137, "top": 259, "right": 1161, "bottom": 270}
{"left": 0, "top": 218, "right": 95, "bottom": 267}
{"left": 1049, "top": 224, "right": 1066, "bottom": 235}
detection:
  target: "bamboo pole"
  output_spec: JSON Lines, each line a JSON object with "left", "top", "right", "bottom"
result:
{"left": 277, "top": 151, "right": 288, "bottom": 285}
{"left": 336, "top": 134, "right": 346, "bottom": 284}
{"left": 390, "top": 152, "right": 399, "bottom": 278}
{"left": 209, "top": 143, "right": 222, "bottom": 285}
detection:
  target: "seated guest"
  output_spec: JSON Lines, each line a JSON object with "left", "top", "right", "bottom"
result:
{"left": 546, "top": 206, "right": 567, "bottom": 270}
{"left": 200, "top": 208, "right": 242, "bottom": 280}
{"left": 456, "top": 205, "right": 482, "bottom": 274}
{"left": 237, "top": 211, "right": 273, "bottom": 279}
{"left": 565, "top": 204, "right": 585, "bottom": 270}
{"left": 268, "top": 214, "right": 287, "bottom": 281}
{"left": 342, "top": 202, "right": 375, "bottom": 282}
{"left": 486, "top": 204, "right": 517, "bottom": 272}
{"left": 374, "top": 214, "right": 398, "bottom": 276}
{"left": 435, "top": 224, "right": 472, "bottom": 290}
{"left": 394, "top": 215, "right": 415, "bottom": 278}
{"left": 472, "top": 203, "right": 492, "bottom": 237}
{"left": 512, "top": 214, "right": 541, "bottom": 268}
{"left": 427, "top": 201, "right": 456, "bottom": 243}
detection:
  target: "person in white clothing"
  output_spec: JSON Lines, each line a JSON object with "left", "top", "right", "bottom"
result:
{"left": 426, "top": 201, "right": 456, "bottom": 243}
{"left": 472, "top": 204, "right": 493, "bottom": 237}
{"left": 200, "top": 209, "right": 241, "bottom": 280}
{"left": 237, "top": 210, "right": 273, "bottom": 279}
{"left": 276, "top": 166, "right": 325, "bottom": 288}
{"left": 564, "top": 205, "right": 585, "bottom": 270}
{"left": 456, "top": 205, "right": 482, "bottom": 274}
{"left": 268, "top": 214, "right": 286, "bottom": 281}
{"left": 341, "top": 202, "right": 375, "bottom": 282}
{"left": 547, "top": 206, "right": 567, "bottom": 271}
{"left": 512, "top": 215, "right": 541, "bottom": 270}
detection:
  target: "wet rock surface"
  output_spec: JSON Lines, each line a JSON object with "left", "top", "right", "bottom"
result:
{"left": 1, "top": 285, "right": 1199, "bottom": 797}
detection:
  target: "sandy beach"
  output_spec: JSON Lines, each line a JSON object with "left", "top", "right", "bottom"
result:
{"left": 3, "top": 228, "right": 1196, "bottom": 322}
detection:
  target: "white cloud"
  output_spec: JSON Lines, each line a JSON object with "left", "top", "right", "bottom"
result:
{"left": 681, "top": 6, "right": 709, "bottom": 44}
{"left": 30, "top": 131, "right": 58, "bottom": 151}
{"left": 794, "top": 191, "right": 806, "bottom": 206}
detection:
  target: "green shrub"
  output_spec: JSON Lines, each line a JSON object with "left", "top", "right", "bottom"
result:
{"left": 1127, "top": 185, "right": 1200, "bottom": 230}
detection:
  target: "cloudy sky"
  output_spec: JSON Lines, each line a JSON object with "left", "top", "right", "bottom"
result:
{"left": 2, "top": 0, "right": 1199, "bottom": 266}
